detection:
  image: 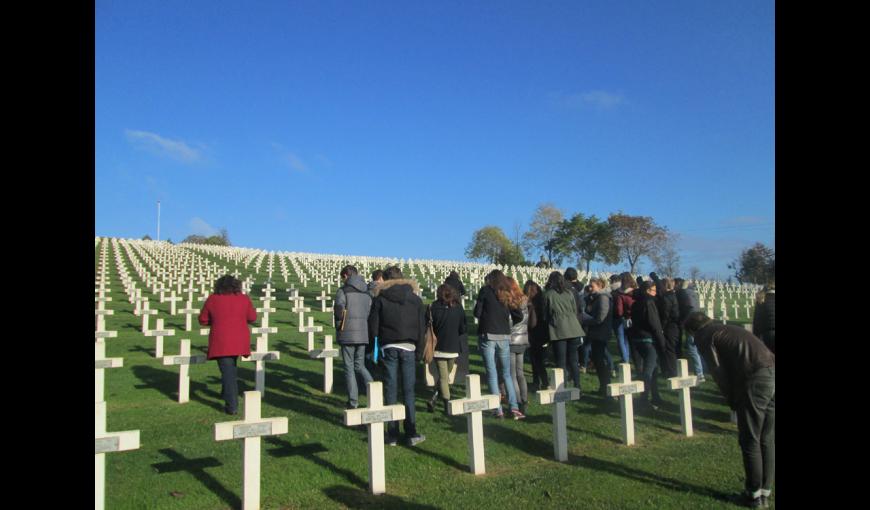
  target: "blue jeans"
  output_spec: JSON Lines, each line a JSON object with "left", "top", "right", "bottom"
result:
{"left": 479, "top": 336, "right": 519, "bottom": 411}
{"left": 684, "top": 334, "right": 706, "bottom": 377}
{"left": 552, "top": 337, "right": 583, "bottom": 389}
{"left": 341, "top": 344, "right": 373, "bottom": 407}
{"left": 614, "top": 320, "right": 630, "bottom": 364}
{"left": 382, "top": 348, "right": 417, "bottom": 438}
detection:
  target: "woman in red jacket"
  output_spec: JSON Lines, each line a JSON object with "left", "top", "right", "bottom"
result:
{"left": 199, "top": 275, "right": 257, "bottom": 414}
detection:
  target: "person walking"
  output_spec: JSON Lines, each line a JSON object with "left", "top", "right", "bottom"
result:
{"left": 628, "top": 280, "right": 666, "bottom": 410}
{"left": 507, "top": 278, "right": 530, "bottom": 415}
{"left": 525, "top": 280, "right": 550, "bottom": 390}
{"left": 426, "top": 283, "right": 467, "bottom": 415}
{"left": 543, "top": 271, "right": 585, "bottom": 392}
{"left": 564, "top": 268, "right": 590, "bottom": 374}
{"left": 582, "top": 277, "right": 614, "bottom": 397}
{"left": 613, "top": 273, "right": 639, "bottom": 371}
{"left": 334, "top": 265, "right": 374, "bottom": 410}
{"left": 657, "top": 278, "right": 681, "bottom": 378}
{"left": 368, "top": 266, "right": 427, "bottom": 446}
{"left": 474, "top": 269, "right": 526, "bottom": 420}
{"left": 676, "top": 278, "right": 706, "bottom": 382}
{"left": 198, "top": 274, "right": 258, "bottom": 415}
{"left": 684, "top": 312, "right": 775, "bottom": 508}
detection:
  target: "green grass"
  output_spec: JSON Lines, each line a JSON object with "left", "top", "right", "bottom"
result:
{"left": 96, "top": 243, "right": 772, "bottom": 509}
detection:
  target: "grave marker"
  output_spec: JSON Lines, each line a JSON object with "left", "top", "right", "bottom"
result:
{"left": 162, "top": 339, "right": 207, "bottom": 403}
{"left": 537, "top": 368, "right": 581, "bottom": 461}
{"left": 344, "top": 381, "right": 406, "bottom": 495}
{"left": 95, "top": 342, "right": 123, "bottom": 402}
{"left": 95, "top": 401, "right": 140, "bottom": 510}
{"left": 447, "top": 374, "right": 500, "bottom": 474}
{"left": 308, "top": 334, "right": 339, "bottom": 393}
{"left": 145, "top": 318, "right": 175, "bottom": 358}
{"left": 214, "top": 391, "right": 289, "bottom": 510}
{"left": 606, "top": 363, "right": 646, "bottom": 446}
{"left": 667, "top": 359, "right": 698, "bottom": 437}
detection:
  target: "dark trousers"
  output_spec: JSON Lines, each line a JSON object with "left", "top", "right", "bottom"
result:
{"left": 382, "top": 348, "right": 417, "bottom": 438}
{"left": 216, "top": 356, "right": 239, "bottom": 412}
{"left": 552, "top": 337, "right": 582, "bottom": 389}
{"left": 737, "top": 367, "right": 775, "bottom": 496}
{"left": 590, "top": 340, "right": 612, "bottom": 391}
{"left": 529, "top": 342, "right": 550, "bottom": 388}
{"left": 634, "top": 341, "right": 661, "bottom": 402}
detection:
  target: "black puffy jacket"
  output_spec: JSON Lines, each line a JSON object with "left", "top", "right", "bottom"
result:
{"left": 368, "top": 279, "right": 426, "bottom": 354}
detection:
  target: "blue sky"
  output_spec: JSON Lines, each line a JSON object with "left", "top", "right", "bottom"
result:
{"left": 95, "top": 0, "right": 774, "bottom": 279}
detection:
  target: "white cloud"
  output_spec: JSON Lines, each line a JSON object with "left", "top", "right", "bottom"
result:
{"left": 550, "top": 90, "right": 626, "bottom": 110}
{"left": 189, "top": 217, "right": 219, "bottom": 236}
{"left": 271, "top": 142, "right": 309, "bottom": 172}
{"left": 125, "top": 129, "right": 201, "bottom": 163}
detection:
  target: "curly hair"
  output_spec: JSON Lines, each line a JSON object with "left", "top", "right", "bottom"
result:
{"left": 214, "top": 274, "right": 242, "bottom": 295}
{"left": 507, "top": 277, "right": 528, "bottom": 308}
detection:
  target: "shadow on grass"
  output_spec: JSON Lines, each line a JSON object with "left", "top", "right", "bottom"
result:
{"left": 574, "top": 455, "right": 732, "bottom": 504}
{"left": 322, "top": 485, "right": 441, "bottom": 510}
{"left": 486, "top": 422, "right": 553, "bottom": 458}
{"left": 151, "top": 448, "right": 240, "bottom": 509}
{"left": 131, "top": 365, "right": 223, "bottom": 411}
{"left": 264, "top": 437, "right": 368, "bottom": 489}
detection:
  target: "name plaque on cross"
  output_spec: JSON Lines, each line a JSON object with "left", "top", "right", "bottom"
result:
{"left": 233, "top": 422, "right": 273, "bottom": 439}
{"left": 618, "top": 383, "right": 641, "bottom": 395}
{"left": 462, "top": 399, "right": 491, "bottom": 413}
{"left": 94, "top": 436, "right": 119, "bottom": 454}
{"left": 95, "top": 359, "right": 122, "bottom": 370}
{"left": 361, "top": 409, "right": 395, "bottom": 424}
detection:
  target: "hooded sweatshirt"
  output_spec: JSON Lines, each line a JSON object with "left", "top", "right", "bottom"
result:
{"left": 368, "top": 278, "right": 426, "bottom": 354}
{"left": 334, "top": 274, "right": 373, "bottom": 345}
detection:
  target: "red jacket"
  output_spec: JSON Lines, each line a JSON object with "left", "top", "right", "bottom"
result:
{"left": 614, "top": 289, "right": 636, "bottom": 320}
{"left": 198, "top": 293, "right": 257, "bottom": 359}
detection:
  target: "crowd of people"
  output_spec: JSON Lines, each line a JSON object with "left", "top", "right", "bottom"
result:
{"left": 196, "top": 266, "right": 774, "bottom": 508}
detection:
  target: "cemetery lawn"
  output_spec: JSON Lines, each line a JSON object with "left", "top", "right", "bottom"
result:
{"left": 99, "top": 252, "right": 770, "bottom": 509}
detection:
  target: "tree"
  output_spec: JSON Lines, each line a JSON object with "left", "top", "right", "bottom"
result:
{"left": 466, "top": 226, "right": 528, "bottom": 266}
{"left": 728, "top": 243, "right": 775, "bottom": 284}
{"left": 650, "top": 233, "right": 681, "bottom": 277}
{"left": 522, "top": 203, "right": 564, "bottom": 267}
{"left": 553, "top": 213, "right": 619, "bottom": 274}
{"left": 607, "top": 213, "right": 669, "bottom": 274}
{"left": 142, "top": 234, "right": 152, "bottom": 241}
{"left": 689, "top": 266, "right": 702, "bottom": 282}
{"left": 182, "top": 231, "right": 231, "bottom": 246}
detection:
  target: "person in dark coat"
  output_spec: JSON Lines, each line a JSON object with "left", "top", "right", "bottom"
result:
{"left": 628, "top": 280, "right": 666, "bottom": 409}
{"left": 684, "top": 312, "right": 775, "bottom": 508}
{"left": 582, "top": 277, "right": 614, "bottom": 396}
{"left": 334, "top": 265, "right": 373, "bottom": 409}
{"left": 444, "top": 271, "right": 466, "bottom": 296}
{"left": 752, "top": 283, "right": 775, "bottom": 354}
{"left": 657, "top": 278, "right": 681, "bottom": 378}
{"left": 474, "top": 269, "right": 526, "bottom": 419}
{"left": 368, "top": 266, "right": 427, "bottom": 446}
{"left": 525, "top": 280, "right": 550, "bottom": 390}
{"left": 198, "top": 274, "right": 257, "bottom": 415}
{"left": 426, "top": 283, "right": 467, "bottom": 414}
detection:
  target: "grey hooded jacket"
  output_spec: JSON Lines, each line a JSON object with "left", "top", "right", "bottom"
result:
{"left": 334, "top": 274, "right": 373, "bottom": 344}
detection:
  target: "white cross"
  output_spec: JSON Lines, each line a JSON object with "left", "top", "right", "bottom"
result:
{"left": 162, "top": 339, "right": 207, "bottom": 403}
{"left": 243, "top": 314, "right": 280, "bottom": 393}
{"left": 300, "top": 316, "right": 323, "bottom": 351}
{"left": 308, "top": 335, "right": 339, "bottom": 393}
{"left": 447, "top": 374, "right": 500, "bottom": 474}
{"left": 315, "top": 290, "right": 330, "bottom": 313}
{"left": 144, "top": 318, "right": 175, "bottom": 358}
{"left": 344, "top": 381, "right": 406, "bottom": 495}
{"left": 95, "top": 309, "right": 117, "bottom": 340}
{"left": 95, "top": 401, "right": 140, "bottom": 510}
{"left": 214, "top": 391, "right": 289, "bottom": 510}
{"left": 164, "top": 291, "right": 182, "bottom": 315}
{"left": 667, "top": 358, "right": 698, "bottom": 437}
{"left": 95, "top": 342, "right": 123, "bottom": 402}
{"left": 139, "top": 300, "right": 158, "bottom": 332}
{"left": 606, "top": 363, "right": 646, "bottom": 446}
{"left": 537, "top": 368, "right": 581, "bottom": 461}
{"left": 179, "top": 301, "right": 199, "bottom": 332}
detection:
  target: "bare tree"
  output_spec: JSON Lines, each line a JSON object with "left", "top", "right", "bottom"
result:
{"left": 522, "top": 203, "right": 564, "bottom": 266}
